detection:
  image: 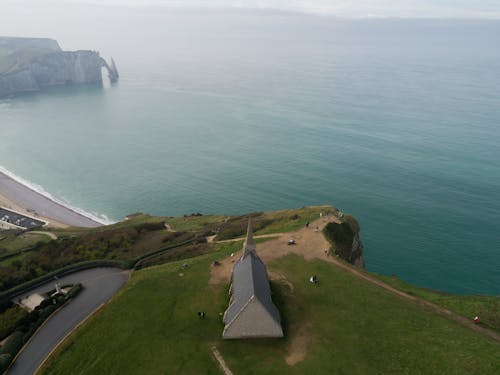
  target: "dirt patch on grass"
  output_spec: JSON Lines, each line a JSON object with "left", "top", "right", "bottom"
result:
{"left": 285, "top": 322, "right": 312, "bottom": 366}
{"left": 208, "top": 217, "right": 338, "bottom": 286}
{"left": 209, "top": 251, "right": 241, "bottom": 285}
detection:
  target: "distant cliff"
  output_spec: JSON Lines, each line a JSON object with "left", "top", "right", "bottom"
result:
{"left": 0, "top": 37, "right": 118, "bottom": 98}
{"left": 323, "top": 214, "right": 365, "bottom": 268}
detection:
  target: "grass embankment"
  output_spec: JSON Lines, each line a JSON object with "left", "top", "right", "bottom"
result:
{"left": 0, "top": 232, "right": 52, "bottom": 268}
{"left": 40, "top": 245, "right": 499, "bottom": 374}
{"left": 374, "top": 274, "right": 500, "bottom": 333}
{"left": 0, "top": 232, "right": 51, "bottom": 254}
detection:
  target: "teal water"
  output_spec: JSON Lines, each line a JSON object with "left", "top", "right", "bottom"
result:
{"left": 1, "top": 10, "right": 499, "bottom": 295}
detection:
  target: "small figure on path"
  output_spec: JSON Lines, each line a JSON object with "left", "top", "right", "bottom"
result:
{"left": 474, "top": 316, "right": 479, "bottom": 324}
{"left": 309, "top": 275, "right": 317, "bottom": 284}
{"left": 306, "top": 221, "right": 309, "bottom": 228}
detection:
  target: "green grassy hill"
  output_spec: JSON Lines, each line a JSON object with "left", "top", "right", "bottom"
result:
{"left": 39, "top": 235, "right": 499, "bottom": 374}
{"left": 1, "top": 206, "right": 498, "bottom": 373}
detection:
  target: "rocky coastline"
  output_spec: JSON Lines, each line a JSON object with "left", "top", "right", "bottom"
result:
{"left": 0, "top": 37, "right": 118, "bottom": 98}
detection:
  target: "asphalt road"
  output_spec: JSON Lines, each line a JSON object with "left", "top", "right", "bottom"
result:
{"left": 7, "top": 268, "right": 129, "bottom": 375}
{"left": 0, "top": 171, "right": 102, "bottom": 228}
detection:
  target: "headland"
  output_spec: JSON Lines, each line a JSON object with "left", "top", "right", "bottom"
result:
{"left": 0, "top": 37, "right": 118, "bottom": 98}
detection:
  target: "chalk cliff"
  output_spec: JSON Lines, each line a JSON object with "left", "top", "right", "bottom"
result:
{"left": 0, "top": 37, "right": 118, "bottom": 98}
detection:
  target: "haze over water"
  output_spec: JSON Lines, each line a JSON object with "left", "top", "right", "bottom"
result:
{"left": 1, "top": 7, "right": 499, "bottom": 295}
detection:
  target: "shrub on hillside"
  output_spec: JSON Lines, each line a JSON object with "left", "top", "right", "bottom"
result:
{"left": 323, "top": 222, "right": 355, "bottom": 261}
{"left": 0, "top": 306, "right": 28, "bottom": 340}
{"left": 215, "top": 215, "right": 273, "bottom": 240}
{"left": 161, "top": 231, "right": 186, "bottom": 243}
{"left": 0, "top": 353, "right": 12, "bottom": 372}
{"left": 0, "top": 330, "right": 24, "bottom": 356}
{"left": 134, "top": 222, "right": 165, "bottom": 233}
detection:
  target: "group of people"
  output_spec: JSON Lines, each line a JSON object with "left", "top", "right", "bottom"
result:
{"left": 305, "top": 221, "right": 320, "bottom": 232}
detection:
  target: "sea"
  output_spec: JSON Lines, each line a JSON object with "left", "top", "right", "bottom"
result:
{"left": 1, "top": 7, "right": 499, "bottom": 295}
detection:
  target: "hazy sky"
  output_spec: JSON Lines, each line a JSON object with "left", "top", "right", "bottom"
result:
{"left": 2, "top": 0, "right": 500, "bottom": 19}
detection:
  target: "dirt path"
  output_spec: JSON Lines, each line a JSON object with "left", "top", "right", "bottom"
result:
{"left": 324, "top": 255, "right": 500, "bottom": 342}
{"left": 211, "top": 346, "right": 234, "bottom": 375}
{"left": 26, "top": 231, "right": 58, "bottom": 240}
{"left": 210, "top": 217, "right": 500, "bottom": 343}
{"left": 209, "top": 218, "right": 338, "bottom": 285}
{"left": 215, "top": 233, "right": 285, "bottom": 243}
{"left": 164, "top": 223, "right": 176, "bottom": 232}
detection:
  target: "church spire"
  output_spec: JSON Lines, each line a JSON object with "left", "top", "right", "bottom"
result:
{"left": 242, "top": 217, "right": 256, "bottom": 258}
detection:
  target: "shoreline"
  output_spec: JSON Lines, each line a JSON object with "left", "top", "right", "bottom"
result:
{"left": 0, "top": 168, "right": 105, "bottom": 228}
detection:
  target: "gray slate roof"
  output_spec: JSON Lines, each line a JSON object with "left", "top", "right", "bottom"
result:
{"left": 222, "top": 218, "right": 283, "bottom": 338}
{"left": 223, "top": 253, "right": 281, "bottom": 326}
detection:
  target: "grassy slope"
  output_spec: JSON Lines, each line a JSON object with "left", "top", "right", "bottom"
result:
{"left": 41, "top": 246, "right": 499, "bottom": 374}
{"left": 374, "top": 274, "right": 500, "bottom": 333}
{"left": 0, "top": 232, "right": 50, "bottom": 254}
{"left": 256, "top": 206, "right": 330, "bottom": 235}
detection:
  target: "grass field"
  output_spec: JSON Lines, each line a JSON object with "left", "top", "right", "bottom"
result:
{"left": 374, "top": 274, "right": 500, "bottom": 333}
{"left": 0, "top": 232, "right": 51, "bottom": 254}
{"left": 40, "top": 244, "right": 499, "bottom": 374}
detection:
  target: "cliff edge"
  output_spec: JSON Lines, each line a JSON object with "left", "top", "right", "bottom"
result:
{"left": 0, "top": 37, "right": 118, "bottom": 98}
{"left": 323, "top": 214, "right": 365, "bottom": 268}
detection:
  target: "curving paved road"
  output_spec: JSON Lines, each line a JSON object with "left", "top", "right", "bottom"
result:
{"left": 7, "top": 268, "right": 129, "bottom": 375}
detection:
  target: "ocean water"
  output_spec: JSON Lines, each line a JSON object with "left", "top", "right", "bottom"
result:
{"left": 0, "top": 8, "right": 499, "bottom": 295}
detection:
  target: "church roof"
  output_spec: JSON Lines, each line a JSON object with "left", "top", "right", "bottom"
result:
{"left": 242, "top": 217, "right": 256, "bottom": 258}
{"left": 223, "top": 253, "right": 281, "bottom": 326}
{"left": 222, "top": 218, "right": 283, "bottom": 338}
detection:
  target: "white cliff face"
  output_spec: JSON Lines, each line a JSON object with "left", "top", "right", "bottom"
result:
{"left": 29, "top": 51, "right": 104, "bottom": 87}
{"left": 0, "top": 38, "right": 116, "bottom": 98}
{"left": 0, "top": 69, "right": 39, "bottom": 96}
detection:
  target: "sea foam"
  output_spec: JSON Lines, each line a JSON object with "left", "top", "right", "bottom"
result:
{"left": 0, "top": 165, "right": 114, "bottom": 225}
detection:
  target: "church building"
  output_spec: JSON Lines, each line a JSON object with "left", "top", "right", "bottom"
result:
{"left": 222, "top": 219, "right": 284, "bottom": 339}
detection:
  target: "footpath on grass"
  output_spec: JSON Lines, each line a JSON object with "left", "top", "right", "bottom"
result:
{"left": 211, "top": 217, "right": 500, "bottom": 343}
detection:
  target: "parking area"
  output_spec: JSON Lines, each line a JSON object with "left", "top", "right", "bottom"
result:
{"left": 0, "top": 207, "right": 46, "bottom": 229}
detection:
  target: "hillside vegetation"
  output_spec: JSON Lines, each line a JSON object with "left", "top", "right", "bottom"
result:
{"left": 0, "top": 207, "right": 328, "bottom": 293}
{"left": 1, "top": 206, "right": 498, "bottom": 374}
{"left": 39, "top": 239, "right": 499, "bottom": 374}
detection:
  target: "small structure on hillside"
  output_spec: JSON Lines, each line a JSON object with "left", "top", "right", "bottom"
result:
{"left": 18, "top": 293, "right": 45, "bottom": 311}
{"left": 222, "top": 219, "right": 283, "bottom": 339}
